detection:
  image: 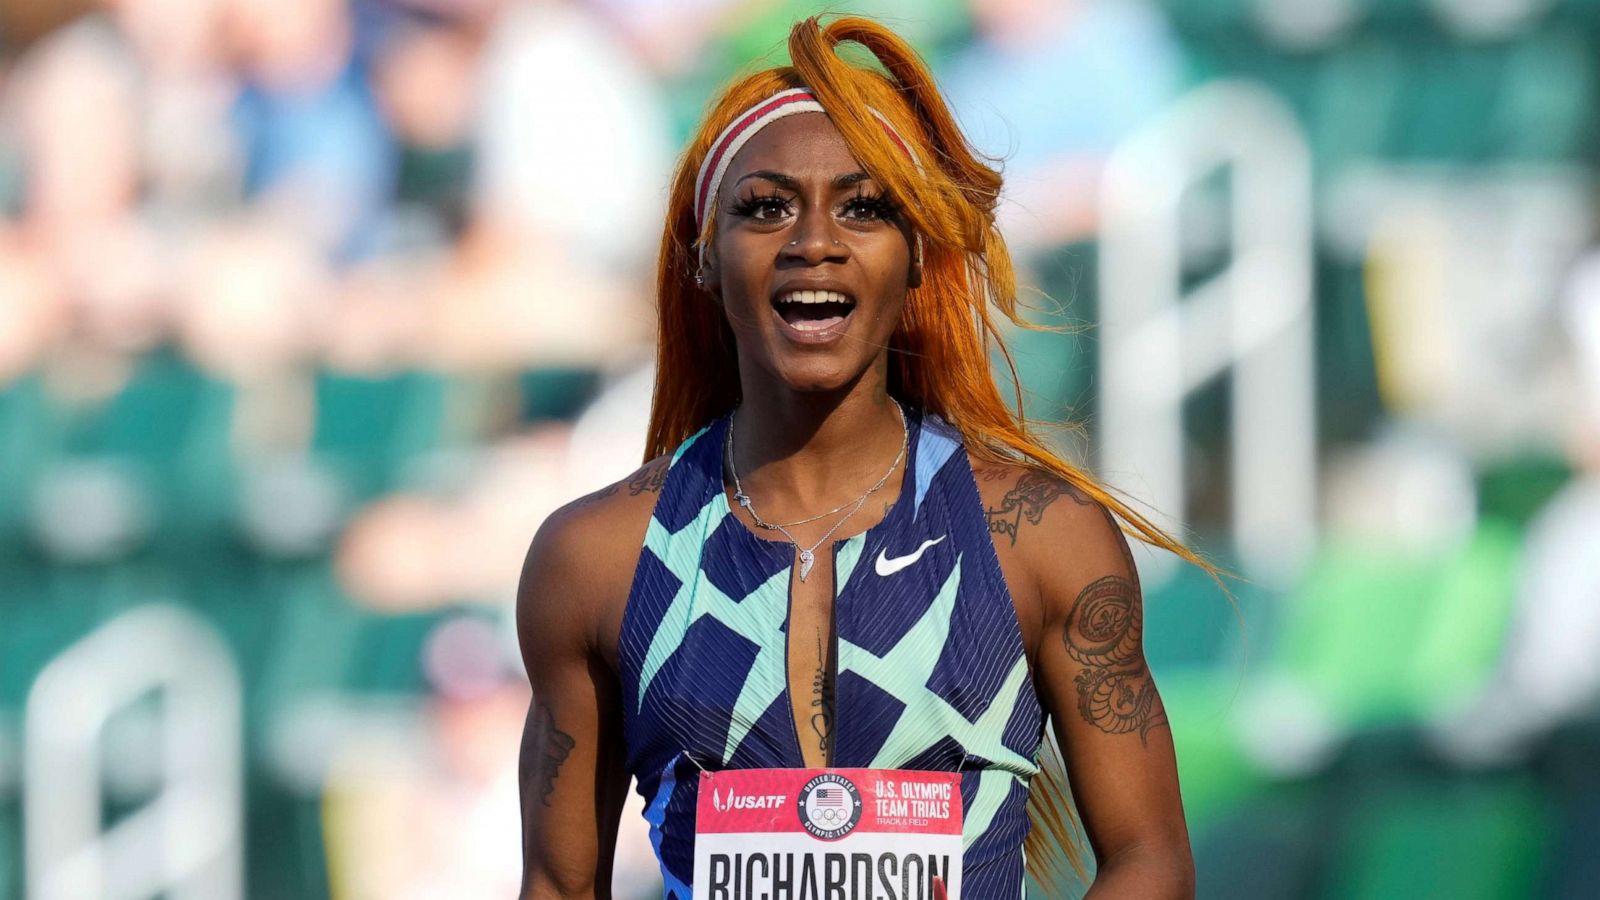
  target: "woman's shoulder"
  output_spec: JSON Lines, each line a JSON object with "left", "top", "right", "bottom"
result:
{"left": 966, "top": 453, "right": 1115, "bottom": 548}
{"left": 517, "top": 453, "right": 674, "bottom": 660}
{"left": 538, "top": 452, "right": 673, "bottom": 580}
{"left": 557, "top": 452, "right": 674, "bottom": 529}
{"left": 965, "top": 452, "right": 1135, "bottom": 623}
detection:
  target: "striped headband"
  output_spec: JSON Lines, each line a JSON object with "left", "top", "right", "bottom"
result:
{"left": 693, "top": 87, "right": 925, "bottom": 266}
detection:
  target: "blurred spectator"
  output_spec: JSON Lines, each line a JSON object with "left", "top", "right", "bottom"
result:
{"left": 1436, "top": 250, "right": 1600, "bottom": 762}
{"left": 321, "top": 258, "right": 432, "bottom": 376}
{"left": 426, "top": 218, "right": 649, "bottom": 373}
{"left": 472, "top": 0, "right": 673, "bottom": 276}
{"left": 173, "top": 216, "right": 328, "bottom": 387}
{"left": 320, "top": 641, "right": 526, "bottom": 898}
{"left": 8, "top": 16, "right": 175, "bottom": 357}
{"left": 334, "top": 421, "right": 575, "bottom": 612}
{"left": 10, "top": 17, "right": 141, "bottom": 237}
{"left": 0, "top": 233, "right": 66, "bottom": 385}
{"left": 585, "top": 0, "right": 737, "bottom": 81}
{"left": 102, "top": 0, "right": 243, "bottom": 222}
{"left": 222, "top": 0, "right": 396, "bottom": 259}
{"left": 937, "top": 0, "right": 1184, "bottom": 259}
{"left": 370, "top": 12, "right": 480, "bottom": 247}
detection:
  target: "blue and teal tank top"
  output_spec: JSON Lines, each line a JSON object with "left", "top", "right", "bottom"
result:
{"left": 619, "top": 404, "right": 1045, "bottom": 898}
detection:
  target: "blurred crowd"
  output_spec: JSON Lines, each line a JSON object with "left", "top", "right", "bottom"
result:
{"left": 0, "top": 0, "right": 1178, "bottom": 611}
{"left": 0, "top": 1, "right": 1187, "bottom": 896}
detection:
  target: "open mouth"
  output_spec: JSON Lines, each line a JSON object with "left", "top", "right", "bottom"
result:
{"left": 772, "top": 289, "right": 856, "bottom": 333}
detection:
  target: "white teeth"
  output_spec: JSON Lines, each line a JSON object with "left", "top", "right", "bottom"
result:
{"left": 777, "top": 290, "right": 852, "bottom": 305}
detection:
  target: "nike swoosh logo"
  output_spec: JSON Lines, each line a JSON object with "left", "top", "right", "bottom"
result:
{"left": 875, "top": 535, "right": 946, "bottom": 577}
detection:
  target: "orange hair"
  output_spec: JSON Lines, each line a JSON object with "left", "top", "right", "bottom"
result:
{"left": 645, "top": 13, "right": 1236, "bottom": 892}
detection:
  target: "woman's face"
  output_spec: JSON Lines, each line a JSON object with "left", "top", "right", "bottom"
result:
{"left": 699, "top": 111, "right": 920, "bottom": 395}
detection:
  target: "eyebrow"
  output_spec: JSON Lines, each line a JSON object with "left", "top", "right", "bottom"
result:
{"left": 733, "top": 170, "right": 874, "bottom": 190}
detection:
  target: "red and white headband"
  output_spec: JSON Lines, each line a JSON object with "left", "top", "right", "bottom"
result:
{"left": 693, "top": 86, "right": 925, "bottom": 268}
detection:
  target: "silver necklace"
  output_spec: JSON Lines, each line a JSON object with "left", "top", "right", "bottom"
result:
{"left": 733, "top": 403, "right": 909, "bottom": 531}
{"left": 725, "top": 400, "right": 909, "bottom": 581}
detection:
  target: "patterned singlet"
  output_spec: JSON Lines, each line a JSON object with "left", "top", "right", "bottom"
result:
{"left": 619, "top": 404, "right": 1045, "bottom": 898}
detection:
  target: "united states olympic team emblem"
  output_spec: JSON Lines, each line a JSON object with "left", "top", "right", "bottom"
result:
{"left": 796, "top": 773, "right": 863, "bottom": 840}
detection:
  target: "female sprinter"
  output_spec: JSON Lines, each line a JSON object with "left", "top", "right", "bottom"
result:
{"left": 517, "top": 14, "right": 1209, "bottom": 899}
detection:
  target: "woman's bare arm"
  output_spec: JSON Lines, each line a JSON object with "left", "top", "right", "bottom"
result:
{"left": 516, "top": 501, "right": 630, "bottom": 899}
{"left": 995, "top": 470, "right": 1196, "bottom": 899}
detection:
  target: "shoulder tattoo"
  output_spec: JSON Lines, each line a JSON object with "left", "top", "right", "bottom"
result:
{"left": 572, "top": 481, "right": 620, "bottom": 509}
{"left": 1061, "top": 574, "right": 1168, "bottom": 746}
{"left": 984, "top": 468, "right": 1094, "bottom": 547}
{"left": 569, "top": 458, "right": 668, "bottom": 509}
{"left": 627, "top": 458, "right": 669, "bottom": 495}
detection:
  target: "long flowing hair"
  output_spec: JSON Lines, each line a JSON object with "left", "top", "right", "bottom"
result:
{"left": 644, "top": 13, "right": 1235, "bottom": 890}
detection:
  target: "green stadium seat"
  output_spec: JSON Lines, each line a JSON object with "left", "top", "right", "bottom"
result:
{"left": 518, "top": 365, "right": 602, "bottom": 424}
{"left": 1491, "top": 27, "right": 1594, "bottom": 162}
{"left": 0, "top": 373, "right": 53, "bottom": 547}
{"left": 1476, "top": 454, "right": 1574, "bottom": 530}
{"left": 1321, "top": 770, "right": 1551, "bottom": 899}
{"left": 1268, "top": 519, "right": 1521, "bottom": 732}
{"left": 1158, "top": 0, "right": 1273, "bottom": 36}
{"left": 311, "top": 370, "right": 448, "bottom": 501}
{"left": 34, "top": 346, "right": 239, "bottom": 553}
{"left": 250, "top": 561, "right": 369, "bottom": 720}
{"left": 713, "top": 0, "right": 971, "bottom": 76}
{"left": 1308, "top": 39, "right": 1405, "bottom": 172}
{"left": 1540, "top": 719, "right": 1600, "bottom": 897}
{"left": 348, "top": 606, "right": 450, "bottom": 694}
{"left": 1162, "top": 666, "right": 1272, "bottom": 829}
{"left": 1395, "top": 41, "right": 1509, "bottom": 161}
{"left": 0, "top": 800, "right": 15, "bottom": 900}
{"left": 1406, "top": 520, "right": 1522, "bottom": 715}
{"left": 1192, "top": 780, "right": 1325, "bottom": 899}
{"left": 0, "top": 564, "right": 107, "bottom": 709}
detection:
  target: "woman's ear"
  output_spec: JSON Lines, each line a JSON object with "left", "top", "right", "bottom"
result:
{"left": 696, "top": 245, "right": 721, "bottom": 296}
{"left": 907, "top": 234, "right": 923, "bottom": 290}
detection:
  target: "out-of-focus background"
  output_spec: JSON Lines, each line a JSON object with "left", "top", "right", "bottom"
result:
{"left": 1, "top": 0, "right": 1597, "bottom": 897}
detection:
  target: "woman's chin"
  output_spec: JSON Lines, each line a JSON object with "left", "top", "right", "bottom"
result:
{"left": 766, "top": 355, "right": 860, "bottom": 395}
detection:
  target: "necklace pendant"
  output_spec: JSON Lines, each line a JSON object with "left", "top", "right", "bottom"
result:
{"left": 797, "top": 549, "right": 815, "bottom": 581}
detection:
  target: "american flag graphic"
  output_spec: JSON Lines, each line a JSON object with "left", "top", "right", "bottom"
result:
{"left": 813, "top": 788, "right": 847, "bottom": 808}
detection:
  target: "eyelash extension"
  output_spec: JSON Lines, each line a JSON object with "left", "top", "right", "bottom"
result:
{"left": 728, "top": 189, "right": 792, "bottom": 218}
{"left": 843, "top": 190, "right": 901, "bottom": 220}
{"left": 727, "top": 189, "right": 903, "bottom": 221}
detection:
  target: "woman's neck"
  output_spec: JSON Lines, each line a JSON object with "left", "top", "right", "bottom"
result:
{"left": 726, "top": 378, "right": 908, "bottom": 517}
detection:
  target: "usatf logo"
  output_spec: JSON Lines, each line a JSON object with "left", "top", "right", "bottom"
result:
{"left": 710, "top": 787, "right": 786, "bottom": 812}
{"left": 796, "top": 773, "right": 862, "bottom": 840}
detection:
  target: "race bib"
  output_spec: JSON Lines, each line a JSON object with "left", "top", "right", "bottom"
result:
{"left": 692, "top": 767, "right": 962, "bottom": 900}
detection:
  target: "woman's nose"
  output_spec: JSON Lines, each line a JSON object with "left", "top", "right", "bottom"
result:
{"left": 782, "top": 211, "right": 849, "bottom": 265}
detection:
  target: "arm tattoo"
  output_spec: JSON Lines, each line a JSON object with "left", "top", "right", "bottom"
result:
{"left": 627, "top": 459, "right": 669, "bottom": 495}
{"left": 527, "top": 704, "right": 576, "bottom": 807}
{"left": 985, "top": 469, "right": 1093, "bottom": 546}
{"left": 573, "top": 460, "right": 667, "bottom": 508}
{"left": 976, "top": 465, "right": 1011, "bottom": 483}
{"left": 572, "top": 481, "right": 619, "bottom": 508}
{"left": 1061, "top": 575, "right": 1168, "bottom": 746}
{"left": 809, "top": 629, "right": 834, "bottom": 757}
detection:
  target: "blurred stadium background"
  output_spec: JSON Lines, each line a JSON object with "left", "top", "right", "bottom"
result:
{"left": 2, "top": 0, "right": 1598, "bottom": 897}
